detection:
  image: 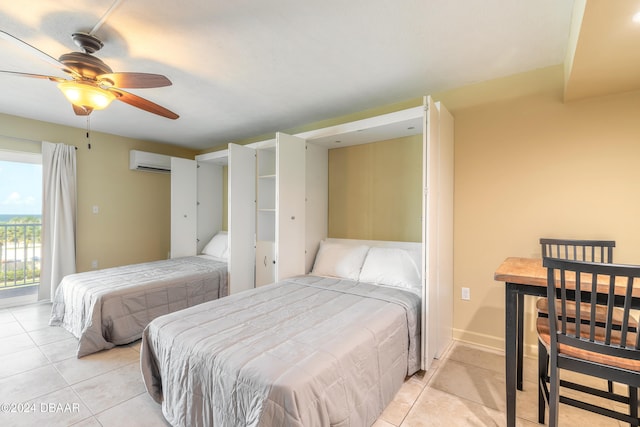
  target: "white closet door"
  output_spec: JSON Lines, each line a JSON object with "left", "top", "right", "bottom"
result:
{"left": 196, "top": 162, "right": 223, "bottom": 254}
{"left": 228, "top": 143, "right": 256, "bottom": 294}
{"left": 305, "top": 143, "right": 328, "bottom": 272}
{"left": 435, "top": 101, "right": 454, "bottom": 358}
{"left": 422, "top": 96, "right": 440, "bottom": 370}
{"left": 171, "top": 157, "right": 197, "bottom": 258}
{"left": 275, "top": 132, "right": 306, "bottom": 280}
{"left": 255, "top": 240, "right": 275, "bottom": 286}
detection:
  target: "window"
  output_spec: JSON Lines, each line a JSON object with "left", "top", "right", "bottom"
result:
{"left": 0, "top": 150, "right": 42, "bottom": 306}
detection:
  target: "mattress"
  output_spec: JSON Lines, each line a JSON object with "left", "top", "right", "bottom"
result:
{"left": 50, "top": 255, "right": 228, "bottom": 357}
{"left": 140, "top": 274, "right": 421, "bottom": 427}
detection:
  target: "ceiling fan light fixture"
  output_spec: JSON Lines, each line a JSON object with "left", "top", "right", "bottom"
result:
{"left": 57, "top": 81, "right": 116, "bottom": 110}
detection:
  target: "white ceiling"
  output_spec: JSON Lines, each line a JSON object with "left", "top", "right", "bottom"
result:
{"left": 0, "top": 0, "right": 577, "bottom": 150}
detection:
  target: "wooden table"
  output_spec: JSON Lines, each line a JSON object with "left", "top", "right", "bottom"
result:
{"left": 495, "top": 257, "right": 546, "bottom": 427}
{"left": 495, "top": 257, "right": 640, "bottom": 427}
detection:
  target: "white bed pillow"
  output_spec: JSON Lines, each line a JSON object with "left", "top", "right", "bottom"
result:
{"left": 201, "top": 231, "right": 228, "bottom": 259}
{"left": 311, "top": 241, "right": 370, "bottom": 281}
{"left": 358, "top": 246, "right": 421, "bottom": 290}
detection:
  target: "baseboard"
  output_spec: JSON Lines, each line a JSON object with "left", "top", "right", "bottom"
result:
{"left": 452, "top": 328, "right": 538, "bottom": 358}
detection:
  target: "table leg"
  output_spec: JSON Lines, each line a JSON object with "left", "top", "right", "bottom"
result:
{"left": 505, "top": 283, "right": 517, "bottom": 427}
{"left": 517, "top": 292, "right": 524, "bottom": 391}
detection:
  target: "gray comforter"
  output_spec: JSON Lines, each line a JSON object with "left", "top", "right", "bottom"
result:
{"left": 50, "top": 255, "right": 227, "bottom": 357}
{"left": 140, "top": 275, "right": 421, "bottom": 427}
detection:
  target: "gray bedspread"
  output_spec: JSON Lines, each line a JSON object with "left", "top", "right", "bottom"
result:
{"left": 50, "top": 255, "right": 227, "bottom": 357}
{"left": 140, "top": 275, "right": 421, "bottom": 427}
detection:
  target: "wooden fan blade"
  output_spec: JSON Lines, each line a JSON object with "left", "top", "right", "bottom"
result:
{"left": 72, "top": 104, "right": 92, "bottom": 116}
{"left": 110, "top": 88, "right": 179, "bottom": 119}
{"left": 98, "top": 72, "right": 172, "bottom": 88}
{"left": 0, "top": 70, "right": 67, "bottom": 83}
{"left": 0, "top": 30, "right": 80, "bottom": 78}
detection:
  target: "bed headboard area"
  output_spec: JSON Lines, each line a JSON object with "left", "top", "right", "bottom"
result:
{"left": 325, "top": 238, "right": 421, "bottom": 250}
{"left": 308, "top": 238, "right": 423, "bottom": 292}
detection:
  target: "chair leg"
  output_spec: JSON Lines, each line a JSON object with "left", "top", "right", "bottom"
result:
{"left": 538, "top": 340, "right": 548, "bottom": 424}
{"left": 630, "top": 386, "right": 638, "bottom": 427}
{"left": 548, "top": 356, "right": 560, "bottom": 427}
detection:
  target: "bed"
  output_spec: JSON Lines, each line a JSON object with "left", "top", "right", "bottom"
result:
{"left": 49, "top": 232, "right": 229, "bottom": 358}
{"left": 140, "top": 239, "right": 422, "bottom": 427}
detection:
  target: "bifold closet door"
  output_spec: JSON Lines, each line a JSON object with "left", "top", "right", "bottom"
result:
{"left": 228, "top": 143, "right": 256, "bottom": 294}
{"left": 421, "top": 95, "right": 454, "bottom": 371}
{"left": 304, "top": 143, "right": 328, "bottom": 273}
{"left": 435, "top": 101, "right": 454, "bottom": 360}
{"left": 171, "top": 157, "right": 197, "bottom": 258}
{"left": 196, "top": 162, "right": 223, "bottom": 254}
{"left": 275, "top": 133, "right": 306, "bottom": 281}
{"left": 422, "top": 96, "right": 439, "bottom": 370}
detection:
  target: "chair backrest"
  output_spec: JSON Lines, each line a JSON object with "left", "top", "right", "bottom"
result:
{"left": 540, "top": 238, "right": 615, "bottom": 263}
{"left": 543, "top": 257, "right": 640, "bottom": 361}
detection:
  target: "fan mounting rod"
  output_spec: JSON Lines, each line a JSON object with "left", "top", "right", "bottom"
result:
{"left": 90, "top": 0, "right": 125, "bottom": 36}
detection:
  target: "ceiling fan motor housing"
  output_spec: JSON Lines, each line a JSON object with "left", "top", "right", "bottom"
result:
{"left": 58, "top": 52, "right": 113, "bottom": 80}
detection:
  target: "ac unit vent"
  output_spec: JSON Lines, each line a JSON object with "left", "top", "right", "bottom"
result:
{"left": 129, "top": 150, "right": 171, "bottom": 174}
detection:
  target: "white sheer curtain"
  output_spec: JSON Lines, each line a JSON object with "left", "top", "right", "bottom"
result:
{"left": 39, "top": 141, "right": 77, "bottom": 301}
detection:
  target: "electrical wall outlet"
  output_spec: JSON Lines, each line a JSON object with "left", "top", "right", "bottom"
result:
{"left": 461, "top": 287, "right": 471, "bottom": 300}
{"left": 91, "top": 260, "right": 98, "bottom": 269}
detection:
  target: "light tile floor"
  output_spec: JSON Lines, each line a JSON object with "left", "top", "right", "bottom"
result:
{"left": 0, "top": 301, "right": 630, "bottom": 426}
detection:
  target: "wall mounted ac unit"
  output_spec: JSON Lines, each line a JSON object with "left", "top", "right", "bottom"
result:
{"left": 129, "top": 150, "right": 171, "bottom": 173}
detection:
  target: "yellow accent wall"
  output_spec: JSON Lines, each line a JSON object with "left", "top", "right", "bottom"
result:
{"left": 328, "top": 134, "right": 422, "bottom": 242}
{"left": 0, "top": 113, "right": 197, "bottom": 273}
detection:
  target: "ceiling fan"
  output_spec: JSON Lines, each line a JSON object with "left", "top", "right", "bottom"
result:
{"left": 0, "top": 29, "right": 179, "bottom": 119}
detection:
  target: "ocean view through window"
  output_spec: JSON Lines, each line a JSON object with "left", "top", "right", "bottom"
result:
{"left": 0, "top": 154, "right": 43, "bottom": 306}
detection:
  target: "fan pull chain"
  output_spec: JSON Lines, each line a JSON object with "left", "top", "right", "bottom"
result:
{"left": 86, "top": 116, "right": 92, "bottom": 150}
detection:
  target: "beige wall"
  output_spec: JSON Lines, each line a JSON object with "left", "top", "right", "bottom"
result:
{"left": 0, "top": 113, "right": 197, "bottom": 272}
{"left": 441, "top": 68, "right": 640, "bottom": 353}
{"left": 327, "top": 135, "right": 422, "bottom": 242}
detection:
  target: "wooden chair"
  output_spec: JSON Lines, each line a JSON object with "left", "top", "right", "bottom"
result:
{"left": 540, "top": 238, "right": 615, "bottom": 263}
{"left": 538, "top": 257, "right": 640, "bottom": 426}
{"left": 537, "top": 238, "right": 617, "bottom": 325}
{"left": 536, "top": 239, "right": 634, "bottom": 398}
